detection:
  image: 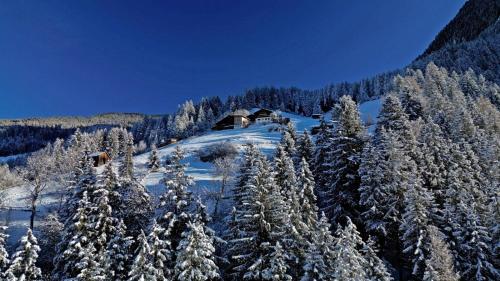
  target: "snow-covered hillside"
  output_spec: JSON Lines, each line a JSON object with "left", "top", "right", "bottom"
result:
{"left": 1, "top": 100, "right": 382, "bottom": 246}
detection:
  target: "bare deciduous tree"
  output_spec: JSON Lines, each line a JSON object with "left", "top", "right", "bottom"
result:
{"left": 19, "top": 148, "right": 53, "bottom": 230}
{"left": 213, "top": 156, "right": 236, "bottom": 216}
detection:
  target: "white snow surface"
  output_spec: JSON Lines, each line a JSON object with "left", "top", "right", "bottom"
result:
{"left": 1, "top": 100, "right": 381, "bottom": 246}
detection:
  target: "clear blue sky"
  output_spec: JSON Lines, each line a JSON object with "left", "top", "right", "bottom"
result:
{"left": 0, "top": 0, "right": 465, "bottom": 118}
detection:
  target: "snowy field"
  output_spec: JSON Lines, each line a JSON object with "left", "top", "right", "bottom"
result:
{"left": 1, "top": 100, "right": 382, "bottom": 246}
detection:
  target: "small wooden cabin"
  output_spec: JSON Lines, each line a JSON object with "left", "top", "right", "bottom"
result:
{"left": 90, "top": 152, "right": 110, "bottom": 167}
{"left": 158, "top": 138, "right": 178, "bottom": 148}
{"left": 248, "top": 109, "right": 274, "bottom": 123}
{"left": 212, "top": 114, "right": 250, "bottom": 130}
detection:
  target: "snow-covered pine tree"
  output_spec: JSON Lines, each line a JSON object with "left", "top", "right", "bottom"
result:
{"left": 262, "top": 242, "right": 292, "bottom": 281}
{"left": 4, "top": 229, "right": 42, "bottom": 281}
{"left": 359, "top": 130, "right": 401, "bottom": 237}
{"left": 148, "top": 220, "right": 172, "bottom": 279}
{"left": 297, "top": 157, "right": 319, "bottom": 231}
{"left": 60, "top": 149, "right": 98, "bottom": 224}
{"left": 280, "top": 131, "right": 297, "bottom": 165}
{"left": 158, "top": 146, "right": 194, "bottom": 266}
{"left": 286, "top": 122, "right": 298, "bottom": 142}
{"left": 102, "top": 163, "right": 122, "bottom": 217}
{"left": 417, "top": 120, "right": 451, "bottom": 205}
{"left": 0, "top": 225, "right": 9, "bottom": 274}
{"left": 301, "top": 213, "right": 335, "bottom": 281}
{"left": 175, "top": 220, "right": 220, "bottom": 281}
{"left": 326, "top": 95, "right": 366, "bottom": 228}
{"left": 149, "top": 144, "right": 160, "bottom": 172}
{"left": 106, "top": 219, "right": 134, "bottom": 281}
{"left": 242, "top": 156, "right": 289, "bottom": 280}
{"left": 331, "top": 217, "right": 368, "bottom": 280}
{"left": 268, "top": 149, "right": 305, "bottom": 279}
{"left": 227, "top": 151, "right": 292, "bottom": 280}
{"left": 274, "top": 144, "right": 298, "bottom": 198}
{"left": 231, "top": 143, "right": 261, "bottom": 214}
{"left": 446, "top": 197, "right": 497, "bottom": 281}
{"left": 312, "top": 118, "right": 334, "bottom": 212}
{"left": 118, "top": 179, "right": 152, "bottom": 237}
{"left": 394, "top": 74, "right": 425, "bottom": 121}
{"left": 361, "top": 237, "right": 393, "bottom": 281}
{"left": 376, "top": 95, "right": 412, "bottom": 139}
{"left": 128, "top": 231, "right": 161, "bottom": 281}
{"left": 422, "top": 225, "right": 459, "bottom": 281}
{"left": 225, "top": 144, "right": 263, "bottom": 279}
{"left": 359, "top": 125, "right": 416, "bottom": 267}
{"left": 119, "top": 132, "right": 135, "bottom": 179}
{"left": 296, "top": 130, "right": 314, "bottom": 166}
{"left": 399, "top": 173, "right": 436, "bottom": 279}
{"left": 53, "top": 191, "right": 100, "bottom": 280}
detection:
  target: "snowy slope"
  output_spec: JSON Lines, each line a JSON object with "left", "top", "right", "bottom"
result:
{"left": 0, "top": 100, "right": 382, "bottom": 246}
{"left": 135, "top": 111, "right": 322, "bottom": 202}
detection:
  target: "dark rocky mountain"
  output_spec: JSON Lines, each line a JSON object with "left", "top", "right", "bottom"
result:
{"left": 420, "top": 0, "right": 500, "bottom": 58}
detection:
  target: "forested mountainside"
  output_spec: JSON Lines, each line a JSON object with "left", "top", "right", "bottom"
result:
{"left": 419, "top": 0, "right": 500, "bottom": 57}
{"left": 0, "top": 113, "right": 145, "bottom": 128}
{"left": 0, "top": 113, "right": 146, "bottom": 158}
{"left": 411, "top": 16, "right": 500, "bottom": 84}
{"left": 1, "top": 63, "right": 498, "bottom": 280}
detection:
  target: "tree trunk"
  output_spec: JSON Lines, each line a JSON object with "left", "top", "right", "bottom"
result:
{"left": 30, "top": 204, "right": 36, "bottom": 230}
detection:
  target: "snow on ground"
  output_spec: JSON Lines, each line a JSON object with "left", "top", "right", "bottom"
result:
{"left": 0, "top": 99, "right": 381, "bottom": 246}
{"left": 359, "top": 98, "right": 382, "bottom": 133}
{"left": 135, "top": 111, "right": 322, "bottom": 208}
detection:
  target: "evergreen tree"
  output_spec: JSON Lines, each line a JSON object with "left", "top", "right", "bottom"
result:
{"left": 376, "top": 95, "right": 412, "bottom": 138}
{"left": 158, "top": 146, "right": 194, "bottom": 266}
{"left": 91, "top": 179, "right": 118, "bottom": 255}
{"left": 331, "top": 217, "right": 368, "bottom": 280}
{"left": 312, "top": 119, "right": 334, "bottom": 213}
{"left": 120, "top": 132, "right": 135, "bottom": 179}
{"left": 0, "top": 225, "right": 9, "bottom": 274}
{"left": 53, "top": 190, "right": 107, "bottom": 280}
{"left": 149, "top": 144, "right": 161, "bottom": 172}
{"left": 280, "top": 131, "right": 297, "bottom": 165}
{"left": 296, "top": 130, "right": 314, "bottom": 166}
{"left": 149, "top": 220, "right": 172, "bottom": 279}
{"left": 301, "top": 213, "right": 335, "bottom": 281}
{"left": 447, "top": 199, "right": 497, "bottom": 281}
{"left": 394, "top": 74, "right": 425, "bottom": 121}
{"left": 359, "top": 127, "right": 415, "bottom": 266}
{"left": 361, "top": 238, "right": 393, "bottom": 281}
{"left": 5, "top": 229, "right": 42, "bottom": 281}
{"left": 285, "top": 122, "right": 297, "bottom": 143}
{"left": 106, "top": 219, "right": 134, "bottom": 281}
{"left": 400, "top": 176, "right": 435, "bottom": 278}
{"left": 262, "top": 242, "right": 292, "bottom": 281}
{"left": 128, "top": 231, "right": 161, "bottom": 281}
{"left": 422, "top": 226, "right": 459, "bottom": 281}
{"left": 225, "top": 144, "right": 263, "bottom": 279}
{"left": 60, "top": 150, "right": 98, "bottom": 224}
{"left": 103, "top": 163, "right": 122, "bottom": 218}
{"left": 175, "top": 220, "right": 220, "bottom": 281}
{"left": 297, "top": 157, "right": 319, "bottom": 230}
{"left": 326, "top": 95, "right": 366, "bottom": 227}
{"left": 242, "top": 157, "right": 288, "bottom": 280}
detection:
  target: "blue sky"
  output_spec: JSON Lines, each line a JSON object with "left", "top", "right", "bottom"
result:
{"left": 0, "top": 0, "right": 465, "bottom": 118}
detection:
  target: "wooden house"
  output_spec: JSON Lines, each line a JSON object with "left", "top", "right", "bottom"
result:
{"left": 90, "top": 152, "right": 110, "bottom": 167}
{"left": 248, "top": 108, "right": 274, "bottom": 124}
{"left": 212, "top": 114, "right": 250, "bottom": 130}
{"left": 158, "top": 138, "right": 178, "bottom": 148}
